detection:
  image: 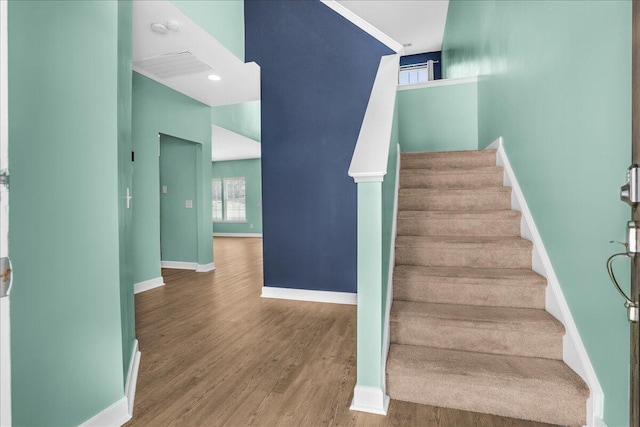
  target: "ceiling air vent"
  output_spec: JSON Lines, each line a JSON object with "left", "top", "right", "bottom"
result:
{"left": 133, "top": 51, "right": 213, "bottom": 79}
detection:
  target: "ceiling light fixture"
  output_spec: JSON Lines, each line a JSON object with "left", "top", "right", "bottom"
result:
{"left": 151, "top": 20, "right": 181, "bottom": 35}
{"left": 208, "top": 74, "right": 222, "bottom": 81}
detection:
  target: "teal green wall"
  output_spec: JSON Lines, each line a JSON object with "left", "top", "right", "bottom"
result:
{"left": 9, "top": 1, "right": 125, "bottom": 425}
{"left": 171, "top": 0, "right": 245, "bottom": 61}
{"left": 160, "top": 135, "right": 199, "bottom": 262}
{"left": 443, "top": 1, "right": 631, "bottom": 424}
{"left": 397, "top": 82, "right": 478, "bottom": 152}
{"left": 117, "top": 0, "right": 136, "bottom": 384}
{"left": 381, "top": 99, "right": 399, "bottom": 338}
{"left": 211, "top": 100, "right": 261, "bottom": 142}
{"left": 132, "top": 73, "right": 213, "bottom": 283}
{"left": 212, "top": 159, "right": 263, "bottom": 234}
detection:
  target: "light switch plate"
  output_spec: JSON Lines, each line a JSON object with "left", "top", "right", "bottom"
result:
{"left": 185, "top": 200, "right": 193, "bottom": 208}
{"left": 162, "top": 185, "right": 168, "bottom": 194}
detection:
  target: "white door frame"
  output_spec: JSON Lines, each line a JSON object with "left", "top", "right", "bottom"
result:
{"left": 0, "top": 0, "right": 12, "bottom": 425}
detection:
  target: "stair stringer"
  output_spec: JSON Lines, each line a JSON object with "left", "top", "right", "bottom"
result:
{"left": 486, "top": 137, "right": 605, "bottom": 427}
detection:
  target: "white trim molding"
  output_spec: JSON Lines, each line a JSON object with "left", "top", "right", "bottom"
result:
{"left": 0, "top": 296, "right": 11, "bottom": 427}
{"left": 382, "top": 144, "right": 400, "bottom": 393}
{"left": 261, "top": 286, "right": 356, "bottom": 305}
{"left": 161, "top": 260, "right": 197, "bottom": 270}
{"left": 350, "top": 385, "right": 390, "bottom": 415}
{"left": 125, "top": 340, "right": 141, "bottom": 416}
{"left": 319, "top": 1, "right": 404, "bottom": 54}
{"left": 487, "top": 137, "right": 604, "bottom": 426}
{"left": 348, "top": 55, "right": 400, "bottom": 183}
{"left": 195, "top": 262, "right": 216, "bottom": 273}
{"left": 134, "top": 276, "right": 165, "bottom": 294}
{"left": 161, "top": 261, "right": 216, "bottom": 273}
{"left": 80, "top": 341, "right": 141, "bottom": 426}
{"left": 213, "top": 233, "right": 263, "bottom": 238}
{"left": 79, "top": 397, "right": 130, "bottom": 427}
{"left": 397, "top": 76, "right": 478, "bottom": 92}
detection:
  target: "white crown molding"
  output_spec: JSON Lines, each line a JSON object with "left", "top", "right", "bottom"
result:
{"left": 134, "top": 276, "right": 165, "bottom": 294}
{"left": 319, "top": 1, "right": 404, "bottom": 54}
{"left": 195, "top": 262, "right": 216, "bottom": 273}
{"left": 397, "top": 76, "right": 478, "bottom": 92}
{"left": 488, "top": 137, "right": 604, "bottom": 426}
{"left": 350, "top": 385, "right": 390, "bottom": 415}
{"left": 213, "top": 233, "right": 263, "bottom": 238}
{"left": 261, "top": 286, "right": 356, "bottom": 305}
{"left": 79, "top": 397, "right": 130, "bottom": 427}
{"left": 382, "top": 144, "right": 400, "bottom": 395}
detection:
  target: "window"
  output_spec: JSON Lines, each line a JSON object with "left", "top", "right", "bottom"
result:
{"left": 398, "top": 60, "right": 438, "bottom": 86}
{"left": 212, "top": 179, "right": 223, "bottom": 221}
{"left": 212, "top": 177, "right": 246, "bottom": 222}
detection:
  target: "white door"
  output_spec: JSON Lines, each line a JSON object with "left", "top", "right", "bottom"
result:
{"left": 0, "top": 0, "right": 12, "bottom": 425}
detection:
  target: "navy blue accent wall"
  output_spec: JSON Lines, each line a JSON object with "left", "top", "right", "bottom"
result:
{"left": 245, "top": 0, "right": 393, "bottom": 293}
{"left": 400, "top": 51, "right": 442, "bottom": 80}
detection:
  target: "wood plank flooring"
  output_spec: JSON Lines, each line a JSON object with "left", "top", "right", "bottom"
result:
{"left": 127, "top": 237, "right": 556, "bottom": 427}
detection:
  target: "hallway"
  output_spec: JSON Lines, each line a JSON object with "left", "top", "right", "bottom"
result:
{"left": 128, "top": 237, "right": 555, "bottom": 427}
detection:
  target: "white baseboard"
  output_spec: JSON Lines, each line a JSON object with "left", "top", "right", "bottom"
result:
{"left": 80, "top": 341, "right": 141, "bottom": 426}
{"left": 79, "top": 397, "right": 130, "bottom": 427}
{"left": 195, "top": 262, "right": 216, "bottom": 272}
{"left": 213, "top": 233, "right": 262, "bottom": 238}
{"left": 161, "top": 260, "right": 197, "bottom": 270}
{"left": 124, "top": 340, "right": 141, "bottom": 416}
{"left": 261, "top": 286, "right": 357, "bottom": 305}
{"left": 350, "top": 385, "right": 390, "bottom": 415}
{"left": 489, "top": 137, "right": 604, "bottom": 426}
{"left": 134, "top": 276, "right": 164, "bottom": 294}
{"left": 382, "top": 143, "right": 400, "bottom": 394}
{"left": 161, "top": 261, "right": 215, "bottom": 273}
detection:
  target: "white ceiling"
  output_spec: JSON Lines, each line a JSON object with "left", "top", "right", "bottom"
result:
{"left": 212, "top": 125, "right": 261, "bottom": 162}
{"left": 132, "top": 0, "right": 260, "bottom": 107}
{"left": 336, "top": 1, "right": 449, "bottom": 55}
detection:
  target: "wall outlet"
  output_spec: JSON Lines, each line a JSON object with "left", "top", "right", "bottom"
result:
{"left": 250, "top": 224, "right": 254, "bottom": 229}
{"left": 162, "top": 185, "right": 168, "bottom": 194}
{"left": 185, "top": 200, "right": 193, "bottom": 208}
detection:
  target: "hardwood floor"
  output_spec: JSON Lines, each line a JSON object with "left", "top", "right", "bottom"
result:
{"left": 127, "top": 237, "right": 556, "bottom": 427}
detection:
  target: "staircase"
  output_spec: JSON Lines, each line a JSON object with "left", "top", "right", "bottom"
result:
{"left": 386, "top": 150, "right": 589, "bottom": 426}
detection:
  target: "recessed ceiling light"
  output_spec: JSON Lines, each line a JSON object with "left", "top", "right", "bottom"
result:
{"left": 208, "top": 74, "right": 221, "bottom": 81}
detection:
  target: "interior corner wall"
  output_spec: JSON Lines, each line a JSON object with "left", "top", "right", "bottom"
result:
{"left": 170, "top": 0, "right": 245, "bottom": 61}
{"left": 117, "top": 0, "right": 136, "bottom": 384}
{"left": 397, "top": 81, "right": 478, "bottom": 152}
{"left": 212, "top": 159, "right": 263, "bottom": 234}
{"left": 132, "top": 73, "right": 212, "bottom": 284}
{"left": 211, "top": 100, "right": 261, "bottom": 142}
{"left": 442, "top": 1, "right": 631, "bottom": 425}
{"left": 245, "top": 0, "right": 393, "bottom": 293}
{"left": 8, "top": 1, "right": 125, "bottom": 425}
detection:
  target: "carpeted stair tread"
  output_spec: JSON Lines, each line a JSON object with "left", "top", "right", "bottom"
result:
{"left": 393, "top": 266, "right": 547, "bottom": 309}
{"left": 396, "top": 235, "right": 531, "bottom": 249}
{"left": 393, "top": 265, "right": 545, "bottom": 287}
{"left": 398, "top": 210, "right": 520, "bottom": 219}
{"left": 390, "top": 301, "right": 563, "bottom": 359}
{"left": 390, "top": 301, "right": 564, "bottom": 334}
{"left": 400, "top": 167, "right": 504, "bottom": 189}
{"left": 401, "top": 150, "right": 498, "bottom": 169}
{"left": 397, "top": 210, "right": 521, "bottom": 237}
{"left": 400, "top": 166, "right": 501, "bottom": 175}
{"left": 386, "top": 344, "right": 589, "bottom": 426}
{"left": 398, "top": 187, "right": 511, "bottom": 211}
{"left": 395, "top": 236, "right": 532, "bottom": 269}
